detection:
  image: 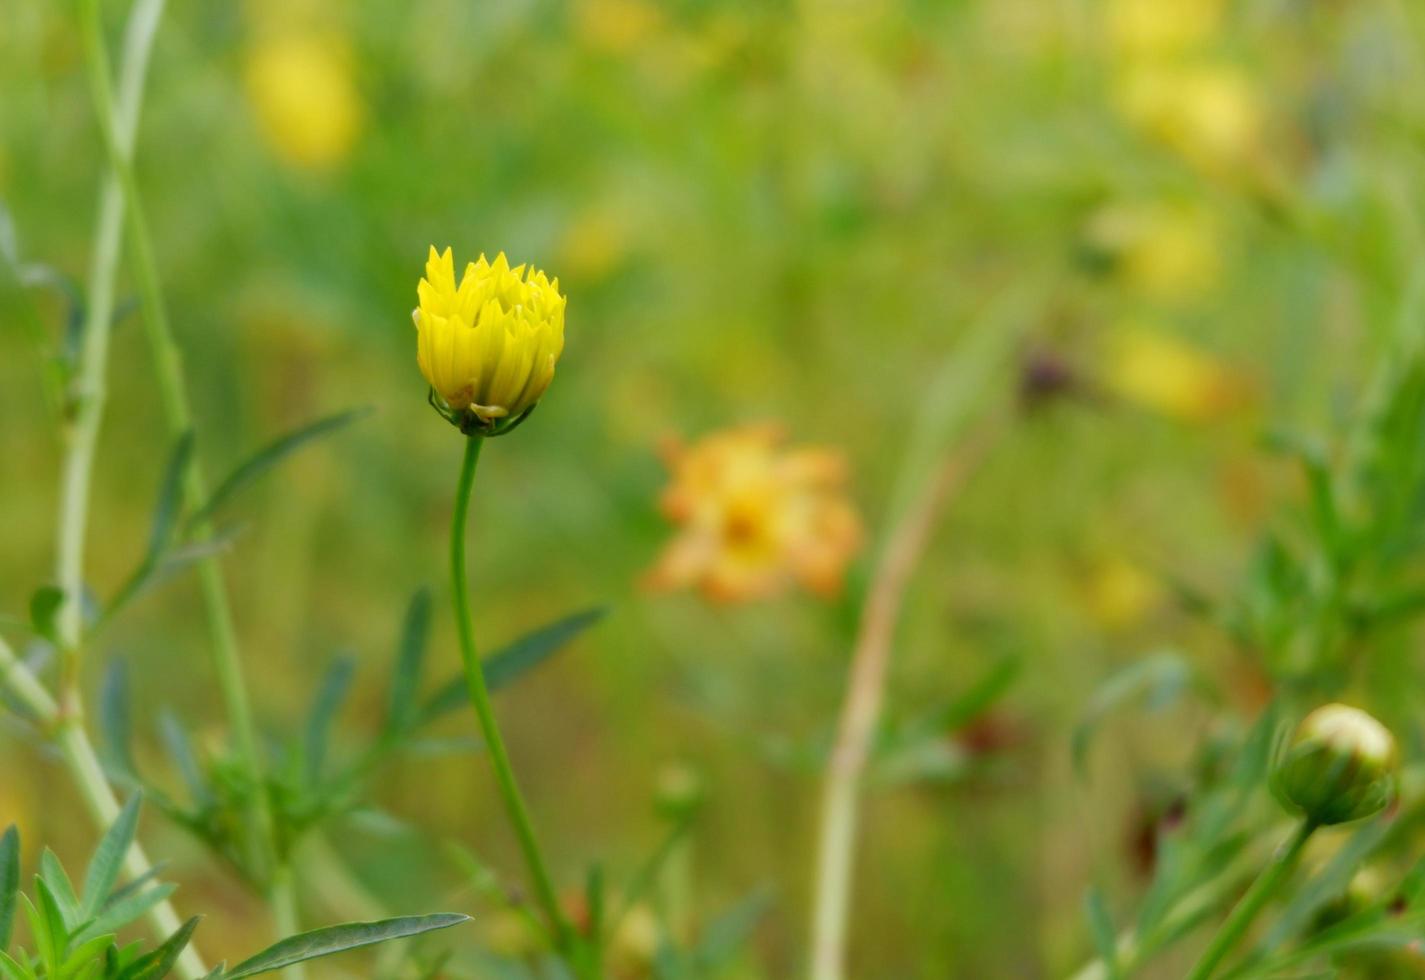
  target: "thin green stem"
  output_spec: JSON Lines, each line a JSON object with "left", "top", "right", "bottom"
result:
{"left": 1185, "top": 821, "right": 1316, "bottom": 980}
{"left": 449, "top": 436, "right": 574, "bottom": 955}
{"left": 270, "top": 865, "right": 308, "bottom": 980}
{"left": 80, "top": 0, "right": 280, "bottom": 900}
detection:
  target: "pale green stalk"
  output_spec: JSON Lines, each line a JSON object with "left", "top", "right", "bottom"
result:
{"left": 35, "top": 0, "right": 207, "bottom": 975}
{"left": 449, "top": 436, "right": 576, "bottom": 957}
{"left": 78, "top": 0, "right": 303, "bottom": 964}
{"left": 0, "top": 635, "right": 203, "bottom": 976}
{"left": 808, "top": 285, "right": 1043, "bottom": 980}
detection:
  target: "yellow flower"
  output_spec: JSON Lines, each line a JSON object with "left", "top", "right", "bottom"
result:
{"left": 1104, "top": 323, "right": 1247, "bottom": 423}
{"left": 1079, "top": 555, "right": 1163, "bottom": 631}
{"left": 1085, "top": 200, "right": 1223, "bottom": 303}
{"left": 647, "top": 423, "right": 862, "bottom": 603}
{"left": 413, "top": 247, "right": 567, "bottom": 433}
{"left": 1106, "top": 0, "right": 1225, "bottom": 60}
{"left": 1116, "top": 62, "right": 1262, "bottom": 173}
{"left": 243, "top": 33, "right": 362, "bottom": 171}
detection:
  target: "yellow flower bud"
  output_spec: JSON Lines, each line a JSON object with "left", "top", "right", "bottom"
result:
{"left": 413, "top": 247, "right": 567, "bottom": 434}
{"left": 1275, "top": 704, "right": 1398, "bottom": 827}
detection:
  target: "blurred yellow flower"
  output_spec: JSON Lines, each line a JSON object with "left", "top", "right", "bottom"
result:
{"left": 1106, "top": 0, "right": 1225, "bottom": 60}
{"left": 1086, "top": 200, "right": 1223, "bottom": 303}
{"left": 1079, "top": 555, "right": 1163, "bottom": 631}
{"left": 243, "top": 33, "right": 362, "bottom": 171}
{"left": 558, "top": 207, "right": 629, "bottom": 284}
{"left": 610, "top": 903, "right": 661, "bottom": 972}
{"left": 1104, "top": 324, "right": 1247, "bottom": 423}
{"left": 413, "top": 247, "right": 567, "bottom": 431}
{"left": 1116, "top": 63, "right": 1262, "bottom": 172}
{"left": 575, "top": 0, "right": 663, "bottom": 54}
{"left": 647, "top": 423, "right": 862, "bottom": 603}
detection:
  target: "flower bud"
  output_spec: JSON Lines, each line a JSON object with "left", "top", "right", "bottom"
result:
{"left": 414, "top": 247, "right": 566, "bottom": 435}
{"left": 1275, "top": 704, "right": 1398, "bottom": 826}
{"left": 654, "top": 761, "right": 705, "bottom": 822}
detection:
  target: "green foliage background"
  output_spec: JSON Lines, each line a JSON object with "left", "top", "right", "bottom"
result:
{"left": 3, "top": 0, "right": 1425, "bottom": 976}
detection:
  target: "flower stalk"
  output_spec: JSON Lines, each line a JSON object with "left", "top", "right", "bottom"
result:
{"left": 449, "top": 435, "right": 574, "bottom": 954}
{"left": 1184, "top": 820, "right": 1316, "bottom": 980}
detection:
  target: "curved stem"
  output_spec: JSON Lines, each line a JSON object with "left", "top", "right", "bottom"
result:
{"left": 450, "top": 436, "right": 573, "bottom": 954}
{"left": 1185, "top": 821, "right": 1316, "bottom": 980}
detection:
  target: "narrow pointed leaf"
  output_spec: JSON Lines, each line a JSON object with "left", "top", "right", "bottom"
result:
{"left": 99, "top": 660, "right": 136, "bottom": 778}
{"left": 146, "top": 433, "right": 194, "bottom": 558}
{"left": 82, "top": 793, "right": 142, "bottom": 916}
{"left": 0, "top": 950, "right": 28, "bottom": 980}
{"left": 187, "top": 407, "right": 372, "bottom": 529}
{"left": 117, "top": 916, "right": 200, "bottom": 980}
{"left": 158, "top": 712, "right": 212, "bottom": 808}
{"left": 222, "top": 913, "right": 470, "bottom": 978}
{"left": 421, "top": 608, "right": 607, "bottom": 723}
{"left": 305, "top": 657, "right": 356, "bottom": 784}
{"left": 384, "top": 591, "right": 431, "bottom": 737}
{"left": 690, "top": 888, "right": 772, "bottom": 968}
{"left": 61, "top": 932, "right": 117, "bottom": 976}
{"left": 0, "top": 826, "right": 19, "bottom": 948}
{"left": 75, "top": 884, "right": 176, "bottom": 945}
{"left": 1084, "top": 887, "right": 1122, "bottom": 980}
{"left": 38, "top": 851, "right": 81, "bottom": 928}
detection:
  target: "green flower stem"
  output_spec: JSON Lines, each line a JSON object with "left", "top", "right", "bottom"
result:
{"left": 269, "top": 865, "right": 307, "bottom": 980}
{"left": 450, "top": 435, "right": 574, "bottom": 955}
{"left": 1184, "top": 820, "right": 1316, "bottom": 980}
{"left": 0, "top": 635, "right": 205, "bottom": 978}
{"left": 80, "top": 0, "right": 286, "bottom": 912}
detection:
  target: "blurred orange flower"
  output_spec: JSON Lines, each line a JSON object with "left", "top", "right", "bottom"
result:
{"left": 647, "top": 423, "right": 862, "bottom": 603}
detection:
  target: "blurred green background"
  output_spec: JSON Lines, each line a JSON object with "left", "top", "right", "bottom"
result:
{"left": 4, "top": 0, "right": 1425, "bottom": 975}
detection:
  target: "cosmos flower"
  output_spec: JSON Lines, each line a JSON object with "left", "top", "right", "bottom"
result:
{"left": 647, "top": 423, "right": 862, "bottom": 602}
{"left": 413, "top": 247, "right": 567, "bottom": 434}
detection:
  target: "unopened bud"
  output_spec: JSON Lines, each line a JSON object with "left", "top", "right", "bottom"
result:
{"left": 1275, "top": 704, "right": 1398, "bottom": 826}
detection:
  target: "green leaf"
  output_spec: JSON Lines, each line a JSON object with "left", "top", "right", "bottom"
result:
{"left": 689, "top": 888, "right": 771, "bottom": 969}
{"left": 74, "top": 885, "right": 176, "bottom": 945}
{"left": 421, "top": 608, "right": 607, "bottom": 723}
{"left": 117, "top": 916, "right": 200, "bottom": 980}
{"left": 1071, "top": 653, "right": 1199, "bottom": 778}
{"left": 29, "top": 587, "right": 64, "bottom": 646}
{"left": 99, "top": 660, "right": 136, "bottom": 778}
{"left": 187, "top": 407, "right": 372, "bottom": 530}
{"left": 82, "top": 793, "right": 142, "bottom": 917}
{"left": 305, "top": 657, "right": 356, "bottom": 784}
{"left": 1084, "top": 887, "right": 1122, "bottom": 980}
{"left": 0, "top": 950, "right": 29, "bottom": 980}
{"left": 221, "top": 914, "right": 470, "bottom": 978}
{"left": 38, "top": 851, "right": 81, "bottom": 930}
{"left": 103, "top": 528, "right": 241, "bottom": 629}
{"left": 146, "top": 433, "right": 194, "bottom": 558}
{"left": 384, "top": 591, "right": 432, "bottom": 737}
{"left": 158, "top": 712, "right": 213, "bottom": 808}
{"left": 0, "top": 826, "right": 19, "bottom": 949}
{"left": 27, "top": 880, "right": 68, "bottom": 973}
{"left": 60, "top": 932, "right": 116, "bottom": 978}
